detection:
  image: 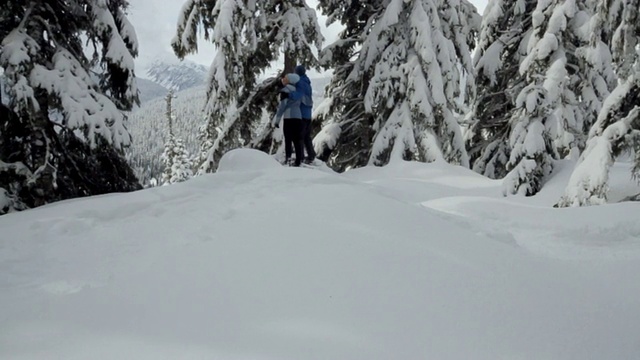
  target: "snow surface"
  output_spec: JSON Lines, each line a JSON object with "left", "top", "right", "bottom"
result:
{"left": 1, "top": 149, "right": 640, "bottom": 359}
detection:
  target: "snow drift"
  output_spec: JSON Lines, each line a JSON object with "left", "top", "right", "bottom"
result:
{"left": 1, "top": 149, "right": 640, "bottom": 359}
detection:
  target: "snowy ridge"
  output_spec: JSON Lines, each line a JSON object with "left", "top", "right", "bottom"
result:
{"left": 1, "top": 149, "right": 640, "bottom": 359}
{"left": 135, "top": 77, "right": 169, "bottom": 104}
{"left": 145, "top": 58, "right": 208, "bottom": 91}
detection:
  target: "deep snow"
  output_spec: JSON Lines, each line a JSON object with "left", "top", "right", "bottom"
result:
{"left": 1, "top": 149, "right": 639, "bottom": 359}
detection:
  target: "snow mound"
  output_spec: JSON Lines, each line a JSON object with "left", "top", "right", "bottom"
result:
{"left": 217, "top": 148, "right": 283, "bottom": 172}
{"left": 2, "top": 158, "right": 640, "bottom": 359}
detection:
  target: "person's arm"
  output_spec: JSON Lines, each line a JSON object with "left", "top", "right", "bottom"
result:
{"left": 272, "top": 99, "right": 288, "bottom": 128}
{"left": 288, "top": 84, "right": 303, "bottom": 101}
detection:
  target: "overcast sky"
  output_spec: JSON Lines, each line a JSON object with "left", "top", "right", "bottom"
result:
{"left": 128, "top": 0, "right": 489, "bottom": 73}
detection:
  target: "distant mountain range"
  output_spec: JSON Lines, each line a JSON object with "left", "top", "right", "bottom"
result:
{"left": 144, "top": 58, "right": 208, "bottom": 92}
{"left": 133, "top": 55, "right": 208, "bottom": 105}
{"left": 135, "top": 55, "right": 332, "bottom": 105}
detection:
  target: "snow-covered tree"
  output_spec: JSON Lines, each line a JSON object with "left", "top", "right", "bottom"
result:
{"left": 195, "top": 121, "right": 215, "bottom": 171}
{"left": 469, "top": 0, "right": 614, "bottom": 182}
{"left": 502, "top": 0, "right": 608, "bottom": 196}
{"left": 608, "top": 0, "right": 640, "bottom": 80}
{"left": 0, "top": 0, "right": 141, "bottom": 215}
{"left": 467, "top": 0, "right": 537, "bottom": 179}
{"left": 557, "top": 0, "right": 640, "bottom": 207}
{"left": 312, "top": 1, "right": 381, "bottom": 171}
{"left": 316, "top": 0, "right": 479, "bottom": 171}
{"left": 161, "top": 135, "right": 193, "bottom": 185}
{"left": 571, "top": 0, "right": 617, "bottom": 150}
{"left": 160, "top": 91, "right": 193, "bottom": 185}
{"left": 173, "top": 0, "right": 323, "bottom": 173}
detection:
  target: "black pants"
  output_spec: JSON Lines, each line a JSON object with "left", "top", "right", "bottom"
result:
{"left": 301, "top": 119, "right": 316, "bottom": 161}
{"left": 283, "top": 118, "right": 304, "bottom": 166}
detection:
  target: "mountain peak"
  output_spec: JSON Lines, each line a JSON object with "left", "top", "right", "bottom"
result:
{"left": 143, "top": 54, "right": 208, "bottom": 92}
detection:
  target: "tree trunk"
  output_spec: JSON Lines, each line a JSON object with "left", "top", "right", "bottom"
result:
{"left": 284, "top": 52, "right": 296, "bottom": 74}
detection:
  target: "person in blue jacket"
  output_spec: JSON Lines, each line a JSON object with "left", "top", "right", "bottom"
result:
{"left": 295, "top": 65, "right": 316, "bottom": 163}
{"left": 272, "top": 73, "right": 304, "bottom": 166}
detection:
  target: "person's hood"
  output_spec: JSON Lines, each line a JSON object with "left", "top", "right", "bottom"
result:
{"left": 294, "top": 65, "right": 306, "bottom": 76}
{"left": 286, "top": 73, "right": 300, "bottom": 85}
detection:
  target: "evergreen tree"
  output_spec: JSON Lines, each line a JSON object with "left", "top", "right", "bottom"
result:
{"left": 173, "top": 0, "right": 323, "bottom": 173}
{"left": 469, "top": 0, "right": 613, "bottom": 181}
{"left": 315, "top": 0, "right": 479, "bottom": 171}
{"left": 557, "top": 0, "right": 640, "bottom": 207}
{"left": 571, "top": 0, "right": 617, "bottom": 151}
{"left": 161, "top": 135, "right": 193, "bottom": 185}
{"left": 312, "top": 0, "right": 382, "bottom": 171}
{"left": 195, "top": 121, "right": 215, "bottom": 172}
{"left": 161, "top": 91, "right": 193, "bottom": 185}
{"left": 0, "top": 0, "right": 141, "bottom": 215}
{"left": 502, "top": 0, "right": 606, "bottom": 196}
{"left": 467, "top": 0, "right": 536, "bottom": 179}
{"left": 608, "top": 0, "right": 640, "bottom": 80}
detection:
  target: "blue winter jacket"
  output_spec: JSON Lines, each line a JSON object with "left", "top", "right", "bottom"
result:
{"left": 295, "top": 65, "right": 313, "bottom": 120}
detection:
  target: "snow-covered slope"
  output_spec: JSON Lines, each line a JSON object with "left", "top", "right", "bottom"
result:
{"left": 126, "top": 86, "right": 207, "bottom": 184}
{"left": 1, "top": 150, "right": 640, "bottom": 359}
{"left": 135, "top": 77, "right": 169, "bottom": 104}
